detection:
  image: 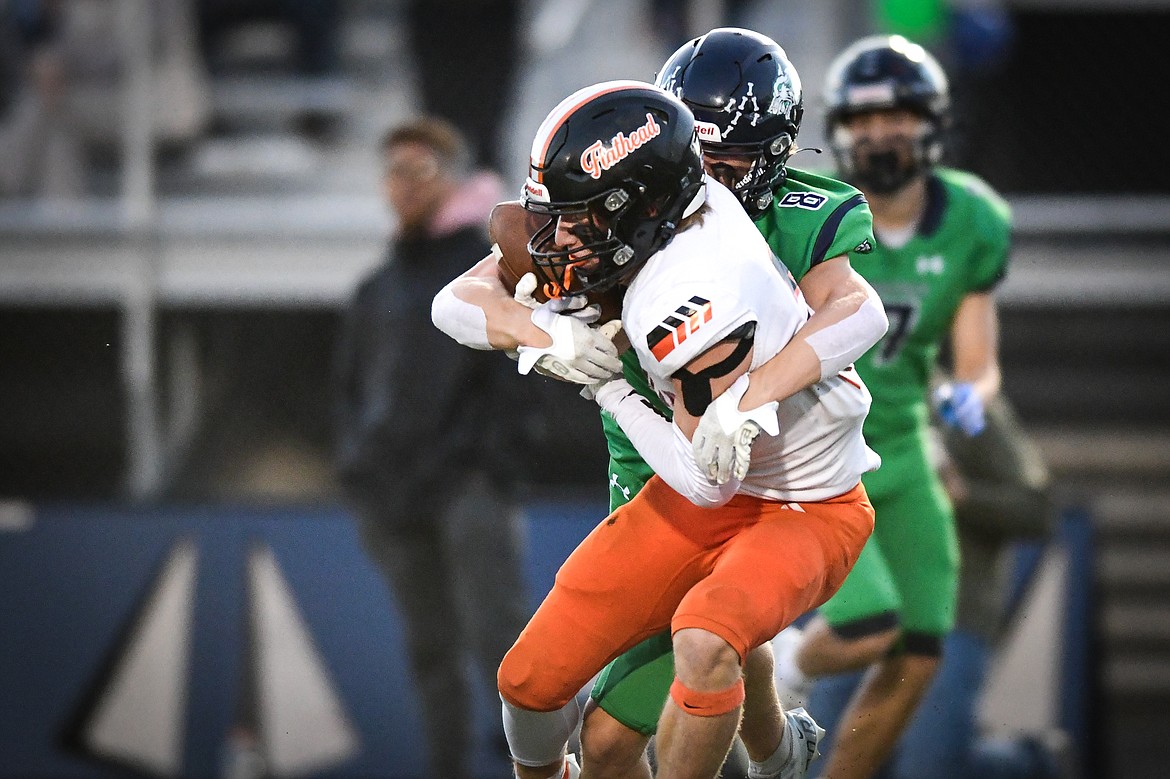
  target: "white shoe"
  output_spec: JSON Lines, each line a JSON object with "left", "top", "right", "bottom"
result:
{"left": 561, "top": 753, "right": 581, "bottom": 779}
{"left": 771, "top": 626, "right": 809, "bottom": 710}
{"left": 776, "top": 707, "right": 824, "bottom": 779}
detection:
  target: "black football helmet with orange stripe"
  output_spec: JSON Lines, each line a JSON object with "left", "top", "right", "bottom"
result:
{"left": 522, "top": 80, "right": 706, "bottom": 297}
{"left": 656, "top": 27, "right": 804, "bottom": 218}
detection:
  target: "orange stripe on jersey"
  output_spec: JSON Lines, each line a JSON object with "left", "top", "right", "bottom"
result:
{"left": 529, "top": 80, "right": 654, "bottom": 183}
{"left": 648, "top": 298, "right": 713, "bottom": 362}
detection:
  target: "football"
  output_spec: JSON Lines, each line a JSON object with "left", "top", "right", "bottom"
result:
{"left": 488, "top": 200, "right": 623, "bottom": 324}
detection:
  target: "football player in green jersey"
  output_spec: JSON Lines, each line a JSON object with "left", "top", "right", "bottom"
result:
{"left": 579, "top": 28, "right": 888, "bottom": 779}
{"left": 771, "top": 34, "right": 1010, "bottom": 779}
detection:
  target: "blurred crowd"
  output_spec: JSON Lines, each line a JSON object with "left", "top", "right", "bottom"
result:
{"left": 0, "top": 0, "right": 1020, "bottom": 201}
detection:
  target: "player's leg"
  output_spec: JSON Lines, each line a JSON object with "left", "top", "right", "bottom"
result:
{"left": 582, "top": 632, "right": 670, "bottom": 778}
{"left": 820, "top": 652, "right": 939, "bottom": 779}
{"left": 741, "top": 639, "right": 829, "bottom": 779}
{"left": 583, "top": 622, "right": 778, "bottom": 778}
{"left": 887, "top": 628, "right": 986, "bottom": 779}
{"left": 656, "top": 627, "right": 746, "bottom": 779}
{"left": 816, "top": 431, "right": 958, "bottom": 779}
{"left": 498, "top": 477, "right": 721, "bottom": 779}
{"left": 739, "top": 642, "right": 783, "bottom": 764}
{"left": 579, "top": 700, "right": 653, "bottom": 779}
{"left": 657, "top": 486, "right": 875, "bottom": 779}
{"left": 796, "top": 537, "right": 902, "bottom": 679}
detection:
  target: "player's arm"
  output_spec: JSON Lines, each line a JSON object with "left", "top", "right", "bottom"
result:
{"left": 933, "top": 291, "right": 1001, "bottom": 436}
{"left": 431, "top": 253, "right": 551, "bottom": 351}
{"left": 593, "top": 328, "right": 777, "bottom": 507}
{"left": 737, "top": 255, "right": 887, "bottom": 409}
{"left": 431, "top": 255, "right": 622, "bottom": 383}
{"left": 949, "top": 291, "right": 1001, "bottom": 399}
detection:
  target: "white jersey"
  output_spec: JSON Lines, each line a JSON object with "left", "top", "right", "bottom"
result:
{"left": 623, "top": 180, "right": 880, "bottom": 502}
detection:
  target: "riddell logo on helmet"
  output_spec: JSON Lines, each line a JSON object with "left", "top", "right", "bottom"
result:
{"left": 580, "top": 113, "right": 662, "bottom": 179}
{"left": 523, "top": 178, "right": 549, "bottom": 202}
{"left": 695, "top": 121, "right": 722, "bottom": 143}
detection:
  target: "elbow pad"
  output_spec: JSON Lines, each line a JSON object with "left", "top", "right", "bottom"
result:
{"left": 431, "top": 280, "right": 492, "bottom": 350}
{"left": 804, "top": 293, "right": 889, "bottom": 380}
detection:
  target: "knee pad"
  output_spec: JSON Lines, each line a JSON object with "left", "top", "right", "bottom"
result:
{"left": 501, "top": 695, "right": 581, "bottom": 767}
{"left": 668, "top": 677, "right": 745, "bottom": 717}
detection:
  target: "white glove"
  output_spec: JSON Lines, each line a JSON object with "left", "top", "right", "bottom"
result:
{"left": 579, "top": 320, "right": 625, "bottom": 400}
{"left": 589, "top": 376, "right": 636, "bottom": 411}
{"left": 691, "top": 374, "right": 780, "bottom": 484}
{"left": 933, "top": 381, "right": 985, "bottom": 437}
{"left": 513, "top": 272, "right": 601, "bottom": 324}
{"left": 516, "top": 301, "right": 622, "bottom": 384}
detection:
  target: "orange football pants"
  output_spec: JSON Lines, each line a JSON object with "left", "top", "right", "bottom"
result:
{"left": 498, "top": 476, "right": 874, "bottom": 711}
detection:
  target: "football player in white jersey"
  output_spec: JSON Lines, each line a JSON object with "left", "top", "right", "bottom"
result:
{"left": 433, "top": 80, "right": 880, "bottom": 779}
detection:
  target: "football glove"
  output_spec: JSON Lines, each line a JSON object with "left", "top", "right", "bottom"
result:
{"left": 516, "top": 298, "right": 621, "bottom": 384}
{"left": 579, "top": 321, "right": 626, "bottom": 400}
{"left": 692, "top": 374, "right": 780, "bottom": 484}
{"left": 933, "top": 381, "right": 986, "bottom": 437}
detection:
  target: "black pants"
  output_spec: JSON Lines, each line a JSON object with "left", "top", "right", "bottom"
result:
{"left": 351, "top": 471, "right": 530, "bottom": 778}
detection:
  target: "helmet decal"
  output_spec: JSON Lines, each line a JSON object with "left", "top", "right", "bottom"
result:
{"left": 580, "top": 112, "right": 663, "bottom": 180}
{"left": 522, "top": 178, "right": 549, "bottom": 203}
{"left": 843, "top": 81, "right": 898, "bottom": 108}
{"left": 695, "top": 120, "right": 723, "bottom": 143}
{"left": 768, "top": 72, "right": 800, "bottom": 119}
{"left": 528, "top": 79, "right": 651, "bottom": 182}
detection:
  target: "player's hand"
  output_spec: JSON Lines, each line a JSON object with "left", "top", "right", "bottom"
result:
{"left": 933, "top": 382, "right": 985, "bottom": 437}
{"left": 579, "top": 321, "right": 625, "bottom": 400}
{"left": 513, "top": 272, "right": 601, "bottom": 324}
{"left": 586, "top": 375, "right": 635, "bottom": 410}
{"left": 692, "top": 374, "right": 780, "bottom": 484}
{"left": 517, "top": 300, "right": 621, "bottom": 384}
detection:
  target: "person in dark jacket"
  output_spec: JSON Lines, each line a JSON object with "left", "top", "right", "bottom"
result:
{"left": 331, "top": 116, "right": 530, "bottom": 779}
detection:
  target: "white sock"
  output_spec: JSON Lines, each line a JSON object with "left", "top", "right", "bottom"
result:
{"left": 748, "top": 718, "right": 794, "bottom": 779}
{"left": 772, "top": 629, "right": 808, "bottom": 692}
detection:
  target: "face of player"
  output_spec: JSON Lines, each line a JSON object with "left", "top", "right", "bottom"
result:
{"left": 382, "top": 140, "right": 452, "bottom": 234}
{"left": 552, "top": 209, "right": 608, "bottom": 274}
{"left": 836, "top": 107, "right": 928, "bottom": 194}
{"left": 700, "top": 148, "right": 756, "bottom": 194}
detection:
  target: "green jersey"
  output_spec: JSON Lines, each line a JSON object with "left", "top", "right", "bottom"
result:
{"left": 853, "top": 167, "right": 1011, "bottom": 442}
{"left": 601, "top": 168, "right": 876, "bottom": 507}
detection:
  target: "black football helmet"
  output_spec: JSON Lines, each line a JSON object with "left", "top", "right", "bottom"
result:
{"left": 824, "top": 34, "right": 950, "bottom": 194}
{"left": 522, "top": 80, "right": 706, "bottom": 297}
{"left": 655, "top": 27, "right": 803, "bottom": 217}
